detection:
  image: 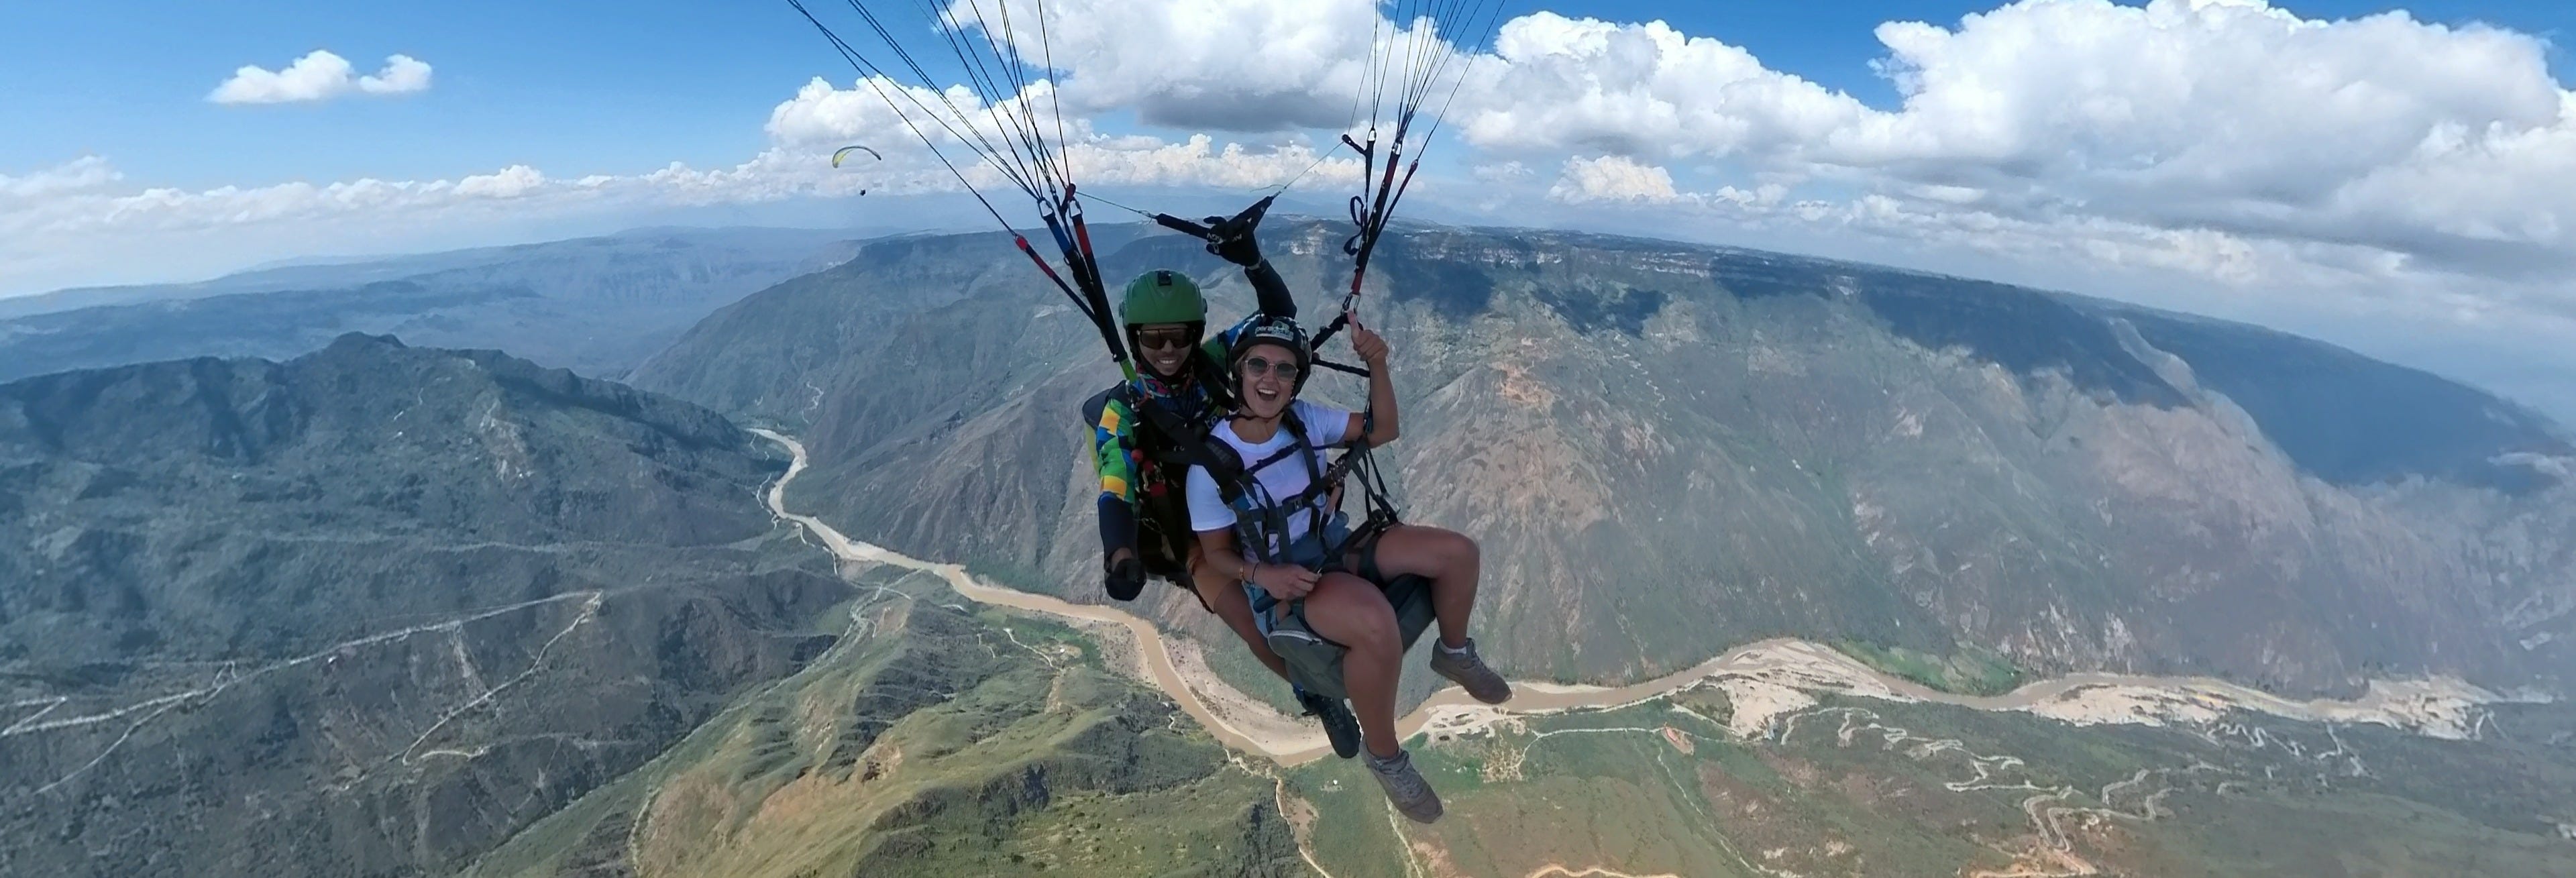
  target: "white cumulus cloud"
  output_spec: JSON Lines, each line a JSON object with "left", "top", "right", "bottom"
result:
{"left": 17, "top": 0, "right": 2576, "bottom": 419}
{"left": 0, "top": 158, "right": 566, "bottom": 293}
{"left": 1, "top": 66, "right": 1364, "bottom": 297}
{"left": 761, "top": 76, "right": 1357, "bottom": 195}
{"left": 941, "top": 0, "right": 1403, "bottom": 131}
{"left": 995, "top": 0, "right": 2575, "bottom": 292}
{"left": 453, "top": 166, "right": 547, "bottom": 199}
{"left": 1453, "top": 1, "right": 2576, "bottom": 286}
{"left": 0, "top": 156, "right": 123, "bottom": 203}
{"left": 1459, "top": 12, "right": 1864, "bottom": 163}
{"left": 209, "top": 50, "right": 434, "bottom": 105}
{"left": 1548, "top": 155, "right": 1680, "bottom": 203}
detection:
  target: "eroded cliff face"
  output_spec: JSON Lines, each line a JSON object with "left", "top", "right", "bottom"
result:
{"left": 633, "top": 219, "right": 2575, "bottom": 697}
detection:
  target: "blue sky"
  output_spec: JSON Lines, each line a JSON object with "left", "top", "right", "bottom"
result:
{"left": 6, "top": 1, "right": 2563, "bottom": 191}
{"left": 5, "top": 1, "right": 2575, "bottom": 419}
{"left": 1, "top": 2, "right": 814, "bottom": 188}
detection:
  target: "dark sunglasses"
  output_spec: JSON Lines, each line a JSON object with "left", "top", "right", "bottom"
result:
{"left": 1132, "top": 327, "right": 1197, "bottom": 350}
{"left": 1239, "top": 355, "right": 1300, "bottom": 380}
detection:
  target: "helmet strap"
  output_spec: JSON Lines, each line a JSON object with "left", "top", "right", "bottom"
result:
{"left": 1191, "top": 349, "right": 1234, "bottom": 408}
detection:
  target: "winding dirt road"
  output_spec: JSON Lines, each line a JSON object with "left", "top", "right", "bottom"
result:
{"left": 752, "top": 430, "right": 2495, "bottom": 767}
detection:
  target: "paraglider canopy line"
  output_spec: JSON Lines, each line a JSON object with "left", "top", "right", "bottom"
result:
{"left": 778, "top": 0, "right": 1508, "bottom": 384}
{"left": 830, "top": 0, "right": 1048, "bottom": 200}
{"left": 1267, "top": 148, "right": 1339, "bottom": 197}
{"left": 1073, "top": 189, "right": 1154, "bottom": 219}
{"left": 786, "top": 0, "right": 1141, "bottom": 377}
{"left": 786, "top": 0, "right": 1020, "bottom": 233}
{"left": 1312, "top": 0, "right": 1510, "bottom": 351}
{"left": 932, "top": 0, "right": 1060, "bottom": 197}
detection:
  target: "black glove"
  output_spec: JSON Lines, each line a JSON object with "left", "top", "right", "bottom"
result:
{"left": 1206, "top": 215, "right": 1263, "bottom": 267}
{"left": 1203, "top": 195, "right": 1273, "bottom": 268}
{"left": 1105, "top": 555, "right": 1146, "bottom": 601}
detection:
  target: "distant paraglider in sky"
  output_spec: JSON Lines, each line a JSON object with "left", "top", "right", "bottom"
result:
{"left": 783, "top": 0, "right": 1503, "bottom": 380}
{"left": 831, "top": 144, "right": 881, "bottom": 195}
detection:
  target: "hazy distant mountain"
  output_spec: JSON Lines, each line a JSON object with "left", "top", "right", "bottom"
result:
{"left": 0, "top": 334, "right": 846, "bottom": 877}
{"left": 0, "top": 227, "right": 859, "bottom": 385}
{"left": 633, "top": 217, "right": 2576, "bottom": 698}
{"left": 0, "top": 227, "right": 862, "bottom": 319}
{"left": 3, "top": 230, "right": 2564, "bottom": 877}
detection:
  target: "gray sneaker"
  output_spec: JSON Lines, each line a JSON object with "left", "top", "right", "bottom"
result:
{"left": 1366, "top": 748, "right": 1444, "bottom": 824}
{"left": 1428, "top": 637, "right": 1512, "bottom": 704}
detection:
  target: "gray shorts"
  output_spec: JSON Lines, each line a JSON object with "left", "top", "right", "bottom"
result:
{"left": 1234, "top": 514, "right": 1434, "bottom": 702}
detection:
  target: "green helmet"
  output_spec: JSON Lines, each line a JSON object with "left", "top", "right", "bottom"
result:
{"left": 1120, "top": 270, "right": 1205, "bottom": 327}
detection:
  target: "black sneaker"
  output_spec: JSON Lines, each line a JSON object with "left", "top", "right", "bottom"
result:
{"left": 1297, "top": 688, "right": 1362, "bottom": 759}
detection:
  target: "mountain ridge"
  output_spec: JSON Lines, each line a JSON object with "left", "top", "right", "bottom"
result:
{"left": 0, "top": 228, "right": 860, "bottom": 386}
{"left": 629, "top": 217, "right": 2576, "bottom": 700}
{"left": 0, "top": 333, "right": 850, "bottom": 877}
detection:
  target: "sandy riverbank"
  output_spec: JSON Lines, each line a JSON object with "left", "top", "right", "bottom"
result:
{"left": 754, "top": 429, "right": 2510, "bottom": 766}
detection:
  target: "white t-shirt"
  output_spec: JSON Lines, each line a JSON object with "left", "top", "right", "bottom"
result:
{"left": 1185, "top": 399, "right": 1356, "bottom": 555}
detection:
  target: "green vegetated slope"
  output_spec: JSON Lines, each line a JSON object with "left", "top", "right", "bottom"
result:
{"left": 469, "top": 564, "right": 1300, "bottom": 878}
{"left": 1837, "top": 641, "right": 2024, "bottom": 696}
{"left": 630, "top": 217, "right": 2576, "bottom": 700}
{"left": 0, "top": 329, "right": 1305, "bottom": 877}
{"left": 1282, "top": 692, "right": 2576, "bottom": 878}
{"left": 0, "top": 334, "right": 849, "bottom": 877}
{"left": 7, "top": 219, "right": 2567, "bottom": 877}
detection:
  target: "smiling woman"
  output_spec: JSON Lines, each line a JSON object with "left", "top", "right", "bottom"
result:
{"left": 1177, "top": 309, "right": 1514, "bottom": 826}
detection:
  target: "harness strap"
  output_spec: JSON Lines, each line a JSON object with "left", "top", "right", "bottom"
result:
{"left": 1257, "top": 503, "right": 1401, "bottom": 653}
{"left": 1241, "top": 440, "right": 1309, "bottom": 480}
{"left": 1223, "top": 406, "right": 1342, "bottom": 560}
{"left": 1106, "top": 380, "right": 1258, "bottom": 610}
{"left": 1223, "top": 406, "right": 1402, "bottom": 640}
{"left": 1116, "top": 384, "right": 1242, "bottom": 497}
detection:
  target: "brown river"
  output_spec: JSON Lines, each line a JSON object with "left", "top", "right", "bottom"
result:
{"left": 753, "top": 431, "right": 2496, "bottom": 767}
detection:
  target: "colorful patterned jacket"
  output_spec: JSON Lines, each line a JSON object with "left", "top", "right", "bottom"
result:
{"left": 1085, "top": 260, "right": 1298, "bottom": 586}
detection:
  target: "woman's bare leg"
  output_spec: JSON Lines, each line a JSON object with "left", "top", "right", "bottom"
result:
{"left": 1296, "top": 571, "right": 1405, "bottom": 757}
{"left": 1353, "top": 524, "right": 1481, "bottom": 648}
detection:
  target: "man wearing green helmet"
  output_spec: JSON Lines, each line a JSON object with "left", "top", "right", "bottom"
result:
{"left": 1080, "top": 215, "right": 1366, "bottom": 759}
